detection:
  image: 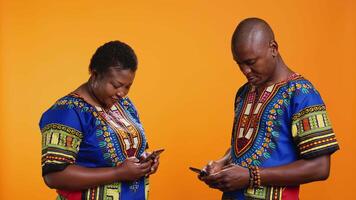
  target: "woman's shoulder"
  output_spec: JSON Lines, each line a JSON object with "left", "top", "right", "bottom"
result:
{"left": 49, "top": 94, "right": 95, "bottom": 112}
{"left": 39, "top": 94, "right": 96, "bottom": 130}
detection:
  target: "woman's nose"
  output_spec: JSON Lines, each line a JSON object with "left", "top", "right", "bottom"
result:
{"left": 116, "top": 89, "right": 127, "bottom": 98}
{"left": 116, "top": 91, "right": 124, "bottom": 98}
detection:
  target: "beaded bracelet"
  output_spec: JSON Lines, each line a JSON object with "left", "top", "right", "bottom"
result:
{"left": 248, "top": 167, "right": 254, "bottom": 188}
{"left": 248, "top": 166, "right": 261, "bottom": 188}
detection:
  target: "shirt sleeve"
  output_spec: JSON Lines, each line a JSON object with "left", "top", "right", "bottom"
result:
{"left": 39, "top": 107, "right": 83, "bottom": 176}
{"left": 291, "top": 86, "right": 339, "bottom": 159}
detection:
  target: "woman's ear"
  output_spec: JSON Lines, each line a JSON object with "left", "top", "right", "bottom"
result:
{"left": 90, "top": 70, "right": 99, "bottom": 80}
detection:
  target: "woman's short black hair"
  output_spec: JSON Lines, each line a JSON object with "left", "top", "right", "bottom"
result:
{"left": 89, "top": 40, "right": 137, "bottom": 74}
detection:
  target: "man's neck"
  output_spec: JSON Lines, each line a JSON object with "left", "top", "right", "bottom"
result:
{"left": 256, "top": 57, "right": 294, "bottom": 89}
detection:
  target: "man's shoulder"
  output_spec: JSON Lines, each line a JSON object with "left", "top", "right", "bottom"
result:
{"left": 284, "top": 74, "right": 320, "bottom": 94}
{"left": 288, "top": 73, "right": 313, "bottom": 85}
{"left": 236, "top": 82, "right": 250, "bottom": 94}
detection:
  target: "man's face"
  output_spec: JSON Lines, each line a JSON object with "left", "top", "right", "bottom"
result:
{"left": 232, "top": 40, "right": 276, "bottom": 87}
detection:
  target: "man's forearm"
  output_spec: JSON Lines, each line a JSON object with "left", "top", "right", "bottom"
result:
{"left": 260, "top": 155, "right": 330, "bottom": 186}
{"left": 217, "top": 148, "right": 232, "bottom": 165}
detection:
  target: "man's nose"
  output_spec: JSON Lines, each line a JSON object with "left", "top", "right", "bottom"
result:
{"left": 240, "top": 64, "right": 252, "bottom": 75}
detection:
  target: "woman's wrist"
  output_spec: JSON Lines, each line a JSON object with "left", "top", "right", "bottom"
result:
{"left": 113, "top": 165, "right": 125, "bottom": 182}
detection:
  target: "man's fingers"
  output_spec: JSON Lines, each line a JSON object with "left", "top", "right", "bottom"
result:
{"left": 206, "top": 161, "right": 213, "bottom": 171}
{"left": 201, "top": 172, "right": 224, "bottom": 185}
{"left": 221, "top": 163, "right": 234, "bottom": 170}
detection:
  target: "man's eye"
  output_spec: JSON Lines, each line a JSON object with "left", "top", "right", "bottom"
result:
{"left": 246, "top": 60, "right": 256, "bottom": 65}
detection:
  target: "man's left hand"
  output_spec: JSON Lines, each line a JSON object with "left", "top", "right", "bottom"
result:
{"left": 200, "top": 164, "right": 250, "bottom": 192}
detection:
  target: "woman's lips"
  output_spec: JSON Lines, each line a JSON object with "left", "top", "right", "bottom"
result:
{"left": 111, "top": 98, "right": 119, "bottom": 102}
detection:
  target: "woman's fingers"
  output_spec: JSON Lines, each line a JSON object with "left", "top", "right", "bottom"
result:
{"left": 127, "top": 156, "right": 139, "bottom": 163}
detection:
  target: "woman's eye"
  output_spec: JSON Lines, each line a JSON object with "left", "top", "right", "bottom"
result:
{"left": 113, "top": 84, "right": 121, "bottom": 89}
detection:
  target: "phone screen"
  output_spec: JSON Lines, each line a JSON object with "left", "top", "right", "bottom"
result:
{"left": 140, "top": 148, "right": 165, "bottom": 163}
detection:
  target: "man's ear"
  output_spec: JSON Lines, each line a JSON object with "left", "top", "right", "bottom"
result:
{"left": 269, "top": 40, "right": 279, "bottom": 57}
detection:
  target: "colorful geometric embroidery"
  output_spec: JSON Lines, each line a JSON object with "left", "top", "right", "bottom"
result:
{"left": 41, "top": 123, "right": 82, "bottom": 174}
{"left": 231, "top": 74, "right": 335, "bottom": 167}
{"left": 232, "top": 81, "right": 295, "bottom": 167}
{"left": 244, "top": 186, "right": 282, "bottom": 200}
{"left": 292, "top": 105, "right": 338, "bottom": 158}
{"left": 43, "top": 95, "right": 149, "bottom": 200}
{"left": 51, "top": 95, "right": 123, "bottom": 166}
{"left": 83, "top": 182, "right": 121, "bottom": 200}
{"left": 95, "top": 103, "right": 144, "bottom": 158}
{"left": 233, "top": 84, "right": 278, "bottom": 161}
{"left": 228, "top": 74, "right": 339, "bottom": 200}
{"left": 222, "top": 186, "right": 300, "bottom": 200}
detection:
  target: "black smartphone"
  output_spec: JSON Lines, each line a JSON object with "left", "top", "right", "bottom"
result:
{"left": 140, "top": 148, "right": 165, "bottom": 163}
{"left": 189, "top": 167, "right": 208, "bottom": 177}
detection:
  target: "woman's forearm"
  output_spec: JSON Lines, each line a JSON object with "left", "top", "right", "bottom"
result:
{"left": 43, "top": 165, "right": 121, "bottom": 190}
{"left": 44, "top": 157, "right": 151, "bottom": 190}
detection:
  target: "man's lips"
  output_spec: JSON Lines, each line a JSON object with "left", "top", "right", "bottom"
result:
{"left": 247, "top": 76, "right": 256, "bottom": 82}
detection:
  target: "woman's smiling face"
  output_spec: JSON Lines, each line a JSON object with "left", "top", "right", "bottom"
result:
{"left": 91, "top": 67, "right": 136, "bottom": 108}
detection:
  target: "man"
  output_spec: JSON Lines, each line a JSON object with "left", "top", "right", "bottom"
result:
{"left": 199, "top": 18, "right": 339, "bottom": 200}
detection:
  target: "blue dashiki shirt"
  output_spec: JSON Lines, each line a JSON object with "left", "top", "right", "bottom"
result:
{"left": 39, "top": 94, "right": 149, "bottom": 200}
{"left": 223, "top": 74, "right": 339, "bottom": 200}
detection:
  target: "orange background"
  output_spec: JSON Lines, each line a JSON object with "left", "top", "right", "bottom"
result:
{"left": 0, "top": 0, "right": 355, "bottom": 199}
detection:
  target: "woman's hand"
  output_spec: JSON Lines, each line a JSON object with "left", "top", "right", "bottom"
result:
{"left": 116, "top": 157, "right": 152, "bottom": 181}
{"left": 140, "top": 151, "right": 160, "bottom": 176}
{"left": 200, "top": 164, "right": 249, "bottom": 192}
{"left": 147, "top": 155, "right": 160, "bottom": 176}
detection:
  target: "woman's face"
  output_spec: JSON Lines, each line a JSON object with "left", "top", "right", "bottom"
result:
{"left": 91, "top": 67, "right": 136, "bottom": 108}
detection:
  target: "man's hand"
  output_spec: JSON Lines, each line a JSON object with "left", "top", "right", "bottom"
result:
{"left": 201, "top": 164, "right": 249, "bottom": 192}
{"left": 202, "top": 160, "right": 225, "bottom": 176}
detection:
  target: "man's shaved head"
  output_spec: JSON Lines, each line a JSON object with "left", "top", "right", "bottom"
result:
{"left": 231, "top": 18, "right": 275, "bottom": 55}
{"left": 231, "top": 18, "right": 288, "bottom": 87}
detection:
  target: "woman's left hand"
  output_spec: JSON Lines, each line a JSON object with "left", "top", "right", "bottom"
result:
{"left": 146, "top": 155, "right": 160, "bottom": 176}
{"left": 140, "top": 152, "right": 160, "bottom": 176}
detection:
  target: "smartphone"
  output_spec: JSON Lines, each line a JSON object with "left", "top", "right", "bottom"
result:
{"left": 189, "top": 167, "right": 208, "bottom": 177}
{"left": 139, "top": 148, "right": 165, "bottom": 163}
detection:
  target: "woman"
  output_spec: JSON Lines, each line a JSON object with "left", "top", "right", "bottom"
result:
{"left": 39, "top": 41, "right": 159, "bottom": 200}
